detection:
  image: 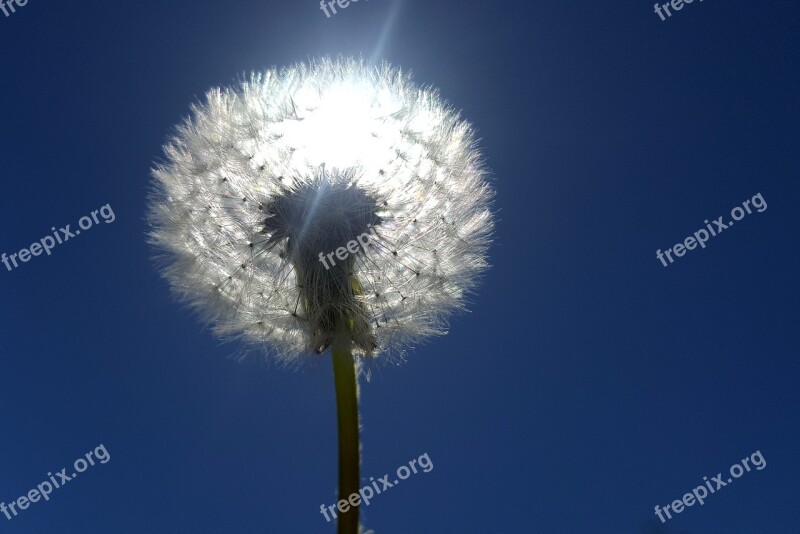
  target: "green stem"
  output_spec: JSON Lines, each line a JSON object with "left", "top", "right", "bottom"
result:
{"left": 332, "top": 345, "right": 360, "bottom": 534}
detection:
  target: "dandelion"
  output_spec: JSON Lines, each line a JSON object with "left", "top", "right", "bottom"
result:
{"left": 147, "top": 57, "right": 494, "bottom": 532}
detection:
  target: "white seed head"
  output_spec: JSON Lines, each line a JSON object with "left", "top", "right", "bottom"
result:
{"left": 148, "top": 57, "right": 494, "bottom": 363}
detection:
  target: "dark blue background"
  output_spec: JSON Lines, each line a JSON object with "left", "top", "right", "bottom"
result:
{"left": 1, "top": 1, "right": 798, "bottom": 532}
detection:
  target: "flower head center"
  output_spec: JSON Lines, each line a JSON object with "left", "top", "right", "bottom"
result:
{"left": 261, "top": 174, "right": 383, "bottom": 353}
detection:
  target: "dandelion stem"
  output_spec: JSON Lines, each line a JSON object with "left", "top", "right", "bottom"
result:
{"left": 332, "top": 344, "right": 360, "bottom": 534}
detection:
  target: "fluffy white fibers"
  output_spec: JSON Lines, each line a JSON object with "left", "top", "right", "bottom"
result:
{"left": 148, "top": 58, "right": 494, "bottom": 363}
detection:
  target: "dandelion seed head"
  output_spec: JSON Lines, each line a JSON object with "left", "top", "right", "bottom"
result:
{"left": 148, "top": 57, "right": 494, "bottom": 363}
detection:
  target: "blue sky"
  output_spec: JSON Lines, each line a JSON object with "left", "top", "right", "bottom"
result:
{"left": 1, "top": 1, "right": 798, "bottom": 532}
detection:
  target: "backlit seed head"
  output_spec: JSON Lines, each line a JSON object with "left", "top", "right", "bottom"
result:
{"left": 147, "top": 57, "right": 494, "bottom": 363}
